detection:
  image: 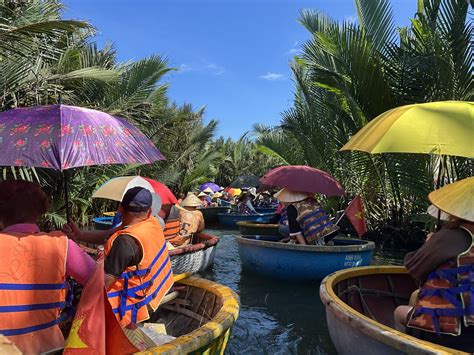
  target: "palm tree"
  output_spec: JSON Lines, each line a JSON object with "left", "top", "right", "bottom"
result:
{"left": 256, "top": 0, "right": 472, "bottom": 235}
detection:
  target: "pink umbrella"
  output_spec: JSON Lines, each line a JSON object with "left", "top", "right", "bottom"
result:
{"left": 260, "top": 165, "right": 345, "bottom": 196}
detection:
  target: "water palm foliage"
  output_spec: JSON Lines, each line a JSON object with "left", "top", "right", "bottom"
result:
{"left": 256, "top": 0, "right": 473, "bottom": 241}
{"left": 0, "top": 0, "right": 271, "bottom": 227}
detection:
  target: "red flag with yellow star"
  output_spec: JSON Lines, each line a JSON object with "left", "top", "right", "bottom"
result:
{"left": 64, "top": 260, "right": 138, "bottom": 354}
{"left": 345, "top": 196, "right": 367, "bottom": 237}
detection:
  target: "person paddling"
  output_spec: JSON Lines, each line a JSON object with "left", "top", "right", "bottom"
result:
{"left": 0, "top": 180, "right": 95, "bottom": 354}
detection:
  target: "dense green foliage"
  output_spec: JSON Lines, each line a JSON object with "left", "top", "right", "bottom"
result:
{"left": 0, "top": 0, "right": 274, "bottom": 227}
{"left": 255, "top": 0, "right": 473, "bottom": 243}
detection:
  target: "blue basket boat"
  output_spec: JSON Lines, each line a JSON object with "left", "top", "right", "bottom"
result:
{"left": 93, "top": 216, "right": 114, "bottom": 230}
{"left": 217, "top": 213, "right": 274, "bottom": 228}
{"left": 237, "top": 236, "right": 375, "bottom": 281}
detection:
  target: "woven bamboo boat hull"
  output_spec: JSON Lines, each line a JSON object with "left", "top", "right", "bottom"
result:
{"left": 320, "top": 266, "right": 469, "bottom": 354}
{"left": 169, "top": 234, "right": 219, "bottom": 275}
{"left": 139, "top": 277, "right": 240, "bottom": 354}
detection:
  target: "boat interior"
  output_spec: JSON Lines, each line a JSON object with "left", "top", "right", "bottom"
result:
{"left": 334, "top": 272, "right": 416, "bottom": 329}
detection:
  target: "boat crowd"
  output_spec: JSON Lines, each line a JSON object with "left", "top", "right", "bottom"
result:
{"left": 0, "top": 101, "right": 472, "bottom": 354}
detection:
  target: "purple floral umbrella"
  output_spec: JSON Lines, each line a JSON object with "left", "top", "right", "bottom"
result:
{"left": 0, "top": 104, "right": 165, "bottom": 220}
{"left": 200, "top": 182, "right": 221, "bottom": 192}
{"left": 0, "top": 104, "right": 164, "bottom": 170}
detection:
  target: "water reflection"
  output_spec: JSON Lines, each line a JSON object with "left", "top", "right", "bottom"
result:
{"left": 200, "top": 229, "right": 405, "bottom": 354}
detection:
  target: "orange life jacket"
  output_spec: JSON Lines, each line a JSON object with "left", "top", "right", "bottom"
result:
{"left": 105, "top": 216, "right": 174, "bottom": 326}
{"left": 163, "top": 218, "right": 181, "bottom": 244}
{"left": 293, "top": 199, "right": 339, "bottom": 244}
{"left": 0, "top": 231, "right": 68, "bottom": 354}
{"left": 407, "top": 226, "right": 474, "bottom": 335}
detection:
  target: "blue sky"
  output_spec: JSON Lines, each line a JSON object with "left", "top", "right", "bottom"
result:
{"left": 63, "top": 0, "right": 416, "bottom": 139}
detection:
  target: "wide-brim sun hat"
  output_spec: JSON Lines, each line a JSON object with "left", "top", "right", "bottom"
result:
{"left": 274, "top": 188, "right": 311, "bottom": 203}
{"left": 428, "top": 176, "right": 474, "bottom": 222}
{"left": 181, "top": 193, "right": 202, "bottom": 207}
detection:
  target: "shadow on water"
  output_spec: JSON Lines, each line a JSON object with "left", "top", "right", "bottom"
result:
{"left": 199, "top": 228, "right": 406, "bottom": 354}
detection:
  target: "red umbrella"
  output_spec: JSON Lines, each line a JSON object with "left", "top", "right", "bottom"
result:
{"left": 143, "top": 178, "right": 178, "bottom": 205}
{"left": 260, "top": 165, "right": 345, "bottom": 196}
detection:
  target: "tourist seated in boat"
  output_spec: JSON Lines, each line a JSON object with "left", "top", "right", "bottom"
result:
{"left": 66, "top": 187, "right": 174, "bottom": 327}
{"left": 268, "top": 202, "right": 289, "bottom": 237}
{"left": 255, "top": 191, "right": 273, "bottom": 207}
{"left": 0, "top": 180, "right": 96, "bottom": 354}
{"left": 198, "top": 191, "right": 210, "bottom": 207}
{"left": 237, "top": 190, "right": 258, "bottom": 215}
{"left": 159, "top": 202, "right": 182, "bottom": 244}
{"left": 210, "top": 191, "right": 223, "bottom": 207}
{"left": 170, "top": 193, "right": 205, "bottom": 246}
{"left": 275, "top": 188, "right": 339, "bottom": 245}
{"left": 393, "top": 186, "right": 474, "bottom": 352}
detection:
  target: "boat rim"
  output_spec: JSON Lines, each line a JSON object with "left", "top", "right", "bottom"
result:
{"left": 236, "top": 235, "right": 375, "bottom": 252}
{"left": 236, "top": 221, "right": 279, "bottom": 228}
{"left": 217, "top": 212, "right": 274, "bottom": 217}
{"left": 197, "top": 206, "right": 231, "bottom": 210}
{"left": 319, "top": 265, "right": 469, "bottom": 355}
{"left": 168, "top": 233, "right": 219, "bottom": 256}
{"left": 138, "top": 276, "right": 240, "bottom": 354}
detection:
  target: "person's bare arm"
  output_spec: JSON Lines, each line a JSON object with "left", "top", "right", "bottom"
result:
{"left": 105, "top": 274, "right": 117, "bottom": 289}
{"left": 63, "top": 220, "right": 120, "bottom": 244}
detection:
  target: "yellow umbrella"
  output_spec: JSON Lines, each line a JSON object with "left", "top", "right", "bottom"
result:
{"left": 340, "top": 101, "right": 474, "bottom": 158}
{"left": 428, "top": 176, "right": 473, "bottom": 222}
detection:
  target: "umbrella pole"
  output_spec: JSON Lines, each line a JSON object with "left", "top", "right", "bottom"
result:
{"left": 64, "top": 170, "right": 71, "bottom": 223}
{"left": 435, "top": 156, "right": 444, "bottom": 231}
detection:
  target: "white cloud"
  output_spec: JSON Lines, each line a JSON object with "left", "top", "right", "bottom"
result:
{"left": 260, "top": 72, "right": 285, "bottom": 81}
{"left": 285, "top": 41, "right": 300, "bottom": 55}
{"left": 204, "top": 63, "right": 225, "bottom": 76}
{"left": 178, "top": 64, "right": 192, "bottom": 73}
{"left": 176, "top": 62, "right": 225, "bottom": 76}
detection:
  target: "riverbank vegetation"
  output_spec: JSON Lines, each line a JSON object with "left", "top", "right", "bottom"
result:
{"left": 0, "top": 0, "right": 472, "bottom": 243}
{"left": 255, "top": 0, "right": 472, "bottom": 246}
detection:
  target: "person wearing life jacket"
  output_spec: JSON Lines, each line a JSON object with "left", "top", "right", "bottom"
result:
{"left": 159, "top": 203, "right": 182, "bottom": 245}
{"left": 0, "top": 180, "right": 95, "bottom": 354}
{"left": 66, "top": 187, "right": 174, "bottom": 327}
{"left": 275, "top": 188, "right": 339, "bottom": 245}
{"left": 393, "top": 177, "right": 474, "bottom": 352}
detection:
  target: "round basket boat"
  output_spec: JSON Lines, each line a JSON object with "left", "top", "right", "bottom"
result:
{"left": 237, "top": 236, "right": 375, "bottom": 281}
{"left": 93, "top": 216, "right": 114, "bottom": 230}
{"left": 168, "top": 234, "right": 219, "bottom": 275}
{"left": 138, "top": 276, "right": 240, "bottom": 354}
{"left": 319, "top": 266, "right": 470, "bottom": 354}
{"left": 198, "top": 206, "right": 231, "bottom": 224}
{"left": 217, "top": 213, "right": 274, "bottom": 228}
{"left": 236, "top": 221, "right": 279, "bottom": 236}
{"left": 254, "top": 207, "right": 277, "bottom": 214}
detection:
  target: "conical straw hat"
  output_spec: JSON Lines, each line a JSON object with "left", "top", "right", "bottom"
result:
{"left": 203, "top": 187, "right": 214, "bottom": 194}
{"left": 427, "top": 204, "right": 449, "bottom": 221}
{"left": 274, "top": 188, "right": 310, "bottom": 203}
{"left": 428, "top": 176, "right": 474, "bottom": 222}
{"left": 197, "top": 192, "right": 207, "bottom": 197}
{"left": 181, "top": 193, "right": 202, "bottom": 207}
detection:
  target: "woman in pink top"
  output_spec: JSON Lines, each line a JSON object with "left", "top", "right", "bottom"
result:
{"left": 0, "top": 180, "right": 95, "bottom": 285}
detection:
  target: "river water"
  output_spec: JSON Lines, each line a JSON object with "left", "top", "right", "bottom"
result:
{"left": 199, "top": 228, "right": 407, "bottom": 355}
